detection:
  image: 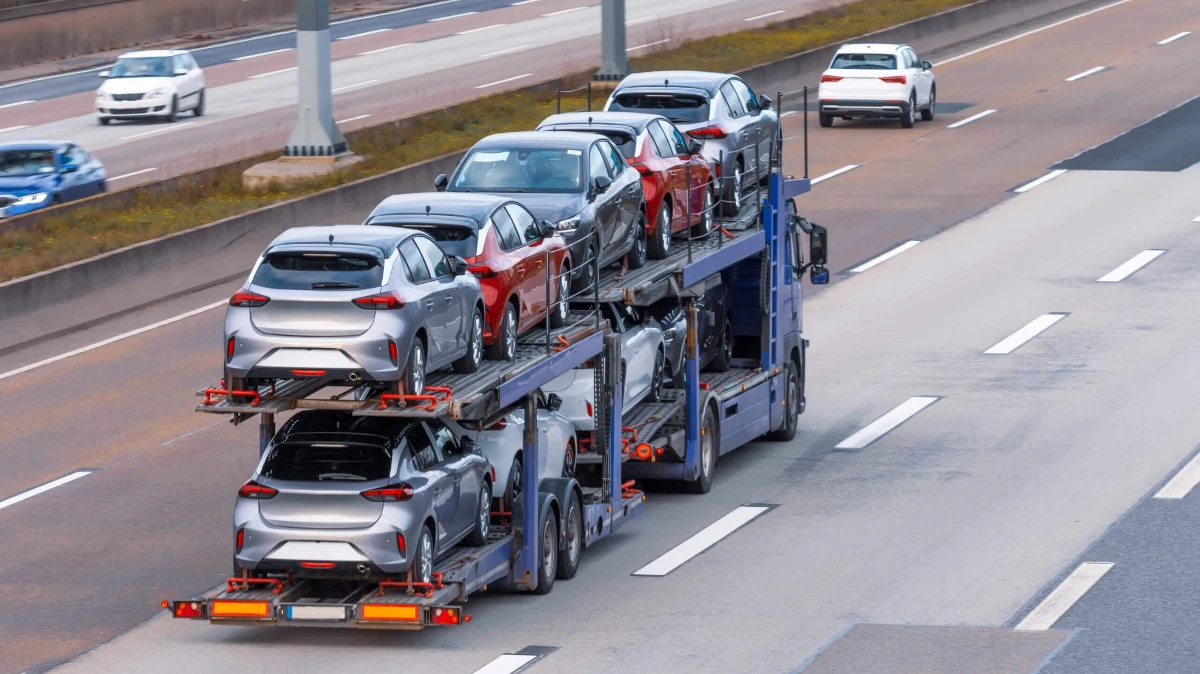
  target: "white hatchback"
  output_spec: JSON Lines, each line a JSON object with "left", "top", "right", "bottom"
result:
{"left": 816, "top": 43, "right": 936, "bottom": 129}
{"left": 95, "top": 49, "right": 206, "bottom": 125}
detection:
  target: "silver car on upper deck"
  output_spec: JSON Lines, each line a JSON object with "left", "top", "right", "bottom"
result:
{"left": 224, "top": 226, "right": 485, "bottom": 395}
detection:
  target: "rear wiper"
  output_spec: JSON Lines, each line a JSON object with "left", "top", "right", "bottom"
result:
{"left": 667, "top": 117, "right": 690, "bottom": 123}
{"left": 318, "top": 472, "right": 367, "bottom": 481}
{"left": 310, "top": 281, "right": 360, "bottom": 289}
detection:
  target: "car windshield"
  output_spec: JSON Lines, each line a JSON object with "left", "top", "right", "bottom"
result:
{"left": 0, "top": 150, "right": 56, "bottom": 177}
{"left": 609, "top": 93, "right": 710, "bottom": 125}
{"left": 370, "top": 218, "right": 481, "bottom": 259}
{"left": 252, "top": 252, "right": 384, "bottom": 290}
{"left": 452, "top": 148, "right": 583, "bottom": 193}
{"left": 830, "top": 53, "right": 898, "bottom": 69}
{"left": 260, "top": 441, "right": 393, "bottom": 482}
{"left": 108, "top": 56, "right": 174, "bottom": 78}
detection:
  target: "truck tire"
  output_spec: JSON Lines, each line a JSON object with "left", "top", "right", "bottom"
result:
{"left": 767, "top": 360, "right": 799, "bottom": 441}
{"left": 683, "top": 404, "right": 716, "bottom": 494}
{"left": 533, "top": 509, "right": 558, "bottom": 594}
{"left": 556, "top": 491, "right": 583, "bottom": 580}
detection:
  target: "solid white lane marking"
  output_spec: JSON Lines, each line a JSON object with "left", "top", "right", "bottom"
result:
{"left": 457, "top": 23, "right": 506, "bottom": 35}
{"left": 472, "top": 654, "right": 538, "bottom": 674}
{"left": 1097, "top": 249, "right": 1165, "bottom": 283}
{"left": 984, "top": 313, "right": 1067, "bottom": 355}
{"left": 946, "top": 109, "right": 997, "bottom": 128}
{"left": 834, "top": 396, "right": 939, "bottom": 450}
{"left": 332, "top": 79, "right": 381, "bottom": 93}
{"left": 475, "top": 74, "right": 532, "bottom": 89}
{"left": 627, "top": 39, "right": 670, "bottom": 52}
{"left": 0, "top": 471, "right": 93, "bottom": 511}
{"left": 1014, "top": 169, "right": 1067, "bottom": 193}
{"left": 543, "top": 6, "right": 587, "bottom": 16}
{"left": 1157, "top": 31, "right": 1191, "bottom": 45}
{"left": 1065, "top": 66, "right": 1107, "bottom": 82}
{"left": 1193, "top": 214, "right": 1200, "bottom": 223}
{"left": 337, "top": 28, "right": 391, "bottom": 40}
{"left": 933, "top": 0, "right": 1136, "bottom": 66}
{"left": 1015, "top": 562, "right": 1113, "bottom": 631}
{"left": 811, "top": 164, "right": 860, "bottom": 184}
{"left": 633, "top": 506, "right": 770, "bottom": 576}
{"left": 359, "top": 43, "right": 414, "bottom": 56}
{"left": 337, "top": 114, "right": 372, "bottom": 124}
{"left": 119, "top": 122, "right": 195, "bottom": 141}
{"left": 0, "top": 299, "right": 225, "bottom": 382}
{"left": 849, "top": 240, "right": 921, "bottom": 273}
{"left": 781, "top": 110, "right": 798, "bottom": 118}
{"left": 109, "top": 167, "right": 159, "bottom": 181}
{"left": 628, "top": 15, "right": 657, "bottom": 25}
{"left": 249, "top": 66, "right": 298, "bottom": 80}
{"left": 481, "top": 44, "right": 532, "bottom": 59}
{"left": 430, "top": 10, "right": 477, "bottom": 21}
{"left": 512, "top": 0, "right": 540, "bottom": 4}
{"left": 0, "top": 100, "right": 34, "bottom": 110}
{"left": 745, "top": 10, "right": 784, "bottom": 21}
{"left": 0, "top": 125, "right": 30, "bottom": 134}
{"left": 232, "top": 48, "right": 293, "bottom": 61}
{"left": 1155, "top": 452, "right": 1200, "bottom": 499}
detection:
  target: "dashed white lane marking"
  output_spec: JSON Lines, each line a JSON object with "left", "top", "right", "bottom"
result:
{"left": 1097, "top": 249, "right": 1165, "bottom": 283}
{"left": 848, "top": 240, "right": 921, "bottom": 273}
{"left": 1065, "top": 66, "right": 1107, "bottom": 82}
{"left": 1155, "top": 452, "right": 1200, "bottom": 499}
{"left": 946, "top": 109, "right": 997, "bottom": 128}
{"left": 628, "top": 15, "right": 657, "bottom": 25}
{"left": 512, "top": 0, "right": 540, "bottom": 4}
{"left": 1014, "top": 169, "right": 1067, "bottom": 193}
{"left": 1015, "top": 562, "right": 1114, "bottom": 631}
{"left": 811, "top": 164, "right": 859, "bottom": 184}
{"left": 543, "top": 6, "right": 588, "bottom": 16}
{"left": 248, "top": 66, "right": 298, "bottom": 80}
{"left": 472, "top": 654, "right": 538, "bottom": 674}
{"left": 984, "top": 313, "right": 1067, "bottom": 355}
{"left": 337, "top": 114, "right": 372, "bottom": 124}
{"left": 0, "top": 299, "right": 225, "bottom": 382}
{"left": 430, "top": 10, "right": 478, "bottom": 21}
{"left": 475, "top": 74, "right": 532, "bottom": 89}
{"left": 0, "top": 471, "right": 93, "bottom": 511}
{"left": 1192, "top": 213, "right": 1200, "bottom": 223}
{"left": 627, "top": 39, "right": 670, "bottom": 52}
{"left": 745, "top": 10, "right": 784, "bottom": 21}
{"left": 332, "top": 79, "right": 381, "bottom": 93}
{"left": 933, "top": 0, "right": 1136, "bottom": 66}
{"left": 481, "top": 44, "right": 532, "bottom": 58}
{"left": 0, "top": 100, "right": 34, "bottom": 110}
{"left": 0, "top": 125, "right": 30, "bottom": 134}
{"left": 119, "top": 122, "right": 195, "bottom": 141}
{"left": 337, "top": 28, "right": 392, "bottom": 40}
{"left": 232, "top": 48, "right": 293, "bottom": 61}
{"left": 633, "top": 505, "right": 770, "bottom": 576}
{"left": 109, "top": 167, "right": 159, "bottom": 181}
{"left": 359, "top": 43, "right": 414, "bottom": 56}
{"left": 1157, "top": 31, "right": 1191, "bottom": 45}
{"left": 834, "top": 397, "right": 940, "bottom": 450}
{"left": 781, "top": 110, "right": 798, "bottom": 118}
{"left": 458, "top": 23, "right": 506, "bottom": 35}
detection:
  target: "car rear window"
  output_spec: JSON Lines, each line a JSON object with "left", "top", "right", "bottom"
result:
{"left": 252, "top": 252, "right": 384, "bottom": 290}
{"left": 370, "top": 219, "right": 482, "bottom": 260}
{"left": 609, "top": 93, "right": 710, "bottom": 125}
{"left": 260, "top": 441, "right": 393, "bottom": 482}
{"left": 830, "top": 53, "right": 897, "bottom": 70}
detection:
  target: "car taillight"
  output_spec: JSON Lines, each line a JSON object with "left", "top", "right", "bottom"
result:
{"left": 238, "top": 480, "right": 277, "bottom": 499}
{"left": 586, "top": 401, "right": 593, "bottom": 417}
{"left": 487, "top": 418, "right": 507, "bottom": 430}
{"left": 820, "top": 74, "right": 843, "bottom": 83}
{"left": 397, "top": 532, "right": 406, "bottom": 555}
{"left": 468, "top": 265, "right": 497, "bottom": 278}
{"left": 361, "top": 483, "right": 415, "bottom": 502}
{"left": 687, "top": 126, "right": 727, "bottom": 140}
{"left": 879, "top": 75, "right": 907, "bottom": 84}
{"left": 353, "top": 292, "right": 404, "bottom": 310}
{"left": 636, "top": 165, "right": 655, "bottom": 177}
{"left": 388, "top": 340, "right": 398, "bottom": 364}
{"left": 229, "top": 290, "right": 269, "bottom": 307}
{"left": 236, "top": 528, "right": 244, "bottom": 552}
{"left": 226, "top": 336, "right": 236, "bottom": 361}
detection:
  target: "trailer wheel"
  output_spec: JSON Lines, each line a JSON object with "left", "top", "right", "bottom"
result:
{"left": 533, "top": 509, "right": 558, "bottom": 594}
{"left": 683, "top": 404, "right": 716, "bottom": 494}
{"left": 556, "top": 491, "right": 583, "bottom": 580}
{"left": 767, "top": 360, "right": 799, "bottom": 441}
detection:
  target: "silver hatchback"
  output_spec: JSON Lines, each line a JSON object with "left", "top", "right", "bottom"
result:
{"left": 224, "top": 226, "right": 485, "bottom": 395}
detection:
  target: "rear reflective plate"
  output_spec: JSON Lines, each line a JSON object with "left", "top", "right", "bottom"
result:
{"left": 287, "top": 605, "right": 348, "bottom": 621}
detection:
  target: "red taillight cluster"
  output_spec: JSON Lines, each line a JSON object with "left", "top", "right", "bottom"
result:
{"left": 229, "top": 290, "right": 270, "bottom": 307}
{"left": 687, "top": 126, "right": 727, "bottom": 140}
{"left": 388, "top": 340, "right": 398, "bottom": 364}
{"left": 353, "top": 293, "right": 405, "bottom": 310}
{"left": 396, "top": 532, "right": 406, "bottom": 555}
{"left": 238, "top": 480, "right": 277, "bottom": 499}
{"left": 430, "top": 607, "right": 462, "bottom": 625}
{"left": 170, "top": 601, "right": 203, "bottom": 619}
{"left": 468, "top": 264, "right": 497, "bottom": 278}
{"left": 820, "top": 74, "right": 843, "bottom": 83}
{"left": 361, "top": 483, "right": 415, "bottom": 502}
{"left": 236, "top": 528, "right": 245, "bottom": 552}
{"left": 635, "top": 165, "right": 655, "bottom": 177}
{"left": 879, "top": 75, "right": 907, "bottom": 84}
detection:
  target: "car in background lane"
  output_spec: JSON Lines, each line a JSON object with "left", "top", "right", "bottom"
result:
{"left": 536, "top": 111, "right": 716, "bottom": 260}
{"left": 96, "top": 49, "right": 206, "bottom": 125}
{"left": 365, "top": 193, "right": 573, "bottom": 361}
{"left": 0, "top": 141, "right": 106, "bottom": 218}
{"left": 435, "top": 131, "right": 647, "bottom": 291}
{"left": 817, "top": 43, "right": 936, "bottom": 128}
{"left": 604, "top": 71, "right": 779, "bottom": 216}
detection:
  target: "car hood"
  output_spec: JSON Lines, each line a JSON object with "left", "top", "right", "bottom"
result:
{"left": 501, "top": 192, "right": 588, "bottom": 223}
{"left": 0, "top": 174, "right": 54, "bottom": 195}
{"left": 99, "top": 77, "right": 174, "bottom": 95}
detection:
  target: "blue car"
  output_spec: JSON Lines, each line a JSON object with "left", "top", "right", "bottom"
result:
{"left": 0, "top": 141, "right": 107, "bottom": 218}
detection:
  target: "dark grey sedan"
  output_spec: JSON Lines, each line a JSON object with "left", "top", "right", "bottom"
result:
{"left": 435, "top": 131, "right": 647, "bottom": 291}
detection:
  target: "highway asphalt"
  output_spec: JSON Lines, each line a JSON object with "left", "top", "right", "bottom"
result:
{"left": 2, "top": 0, "right": 1200, "bottom": 672}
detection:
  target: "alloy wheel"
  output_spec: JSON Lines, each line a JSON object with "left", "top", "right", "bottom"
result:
{"left": 479, "top": 485, "right": 490, "bottom": 538}
{"left": 418, "top": 530, "right": 433, "bottom": 584}
{"left": 471, "top": 312, "right": 483, "bottom": 365}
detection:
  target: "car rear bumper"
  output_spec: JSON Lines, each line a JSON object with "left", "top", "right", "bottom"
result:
{"left": 819, "top": 99, "right": 911, "bottom": 117}
{"left": 225, "top": 320, "right": 410, "bottom": 384}
{"left": 235, "top": 515, "right": 417, "bottom": 579}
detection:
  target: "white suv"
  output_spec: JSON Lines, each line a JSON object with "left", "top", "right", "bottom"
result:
{"left": 816, "top": 43, "right": 935, "bottom": 129}
{"left": 95, "top": 49, "right": 206, "bottom": 125}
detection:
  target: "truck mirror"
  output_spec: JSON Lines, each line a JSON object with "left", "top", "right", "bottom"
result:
{"left": 785, "top": 197, "right": 797, "bottom": 219}
{"left": 810, "top": 266, "right": 830, "bottom": 285}
{"left": 809, "top": 223, "right": 828, "bottom": 266}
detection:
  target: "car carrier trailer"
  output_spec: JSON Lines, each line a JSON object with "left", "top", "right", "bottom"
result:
{"left": 165, "top": 89, "right": 828, "bottom": 629}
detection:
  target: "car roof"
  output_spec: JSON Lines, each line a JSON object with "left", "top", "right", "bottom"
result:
{"left": 369, "top": 192, "right": 510, "bottom": 227}
{"left": 614, "top": 70, "right": 730, "bottom": 95}
{"left": 472, "top": 130, "right": 607, "bottom": 150}
{"left": 837, "top": 43, "right": 907, "bottom": 53}
{"left": 266, "top": 225, "right": 416, "bottom": 256}
{"left": 117, "top": 49, "right": 189, "bottom": 58}
{"left": 538, "top": 111, "right": 664, "bottom": 133}
{"left": 0, "top": 141, "right": 69, "bottom": 152}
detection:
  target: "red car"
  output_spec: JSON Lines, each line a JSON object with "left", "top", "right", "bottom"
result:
{"left": 364, "top": 193, "right": 573, "bottom": 361}
{"left": 536, "top": 112, "right": 715, "bottom": 259}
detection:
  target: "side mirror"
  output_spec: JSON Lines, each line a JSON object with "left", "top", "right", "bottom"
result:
{"left": 546, "top": 393, "right": 563, "bottom": 412}
{"left": 98, "top": 70, "right": 110, "bottom": 78}
{"left": 461, "top": 435, "right": 477, "bottom": 453}
{"left": 687, "top": 137, "right": 704, "bottom": 155}
{"left": 174, "top": 68, "right": 188, "bottom": 77}
{"left": 433, "top": 174, "right": 449, "bottom": 191}
{"left": 61, "top": 164, "right": 79, "bottom": 174}
{"left": 922, "top": 61, "right": 933, "bottom": 70}
{"left": 592, "top": 175, "right": 612, "bottom": 196}
{"left": 452, "top": 256, "right": 470, "bottom": 275}
{"left": 809, "top": 223, "right": 828, "bottom": 267}
{"left": 809, "top": 266, "right": 830, "bottom": 285}
{"left": 759, "top": 94, "right": 773, "bottom": 110}
{"left": 540, "top": 220, "right": 556, "bottom": 238}
{"left": 784, "top": 197, "right": 797, "bottom": 219}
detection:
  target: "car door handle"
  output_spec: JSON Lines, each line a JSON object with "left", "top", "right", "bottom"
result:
{"left": 444, "top": 297, "right": 453, "bottom": 305}
{"left": 425, "top": 300, "right": 436, "bottom": 310}
{"left": 515, "top": 265, "right": 526, "bottom": 274}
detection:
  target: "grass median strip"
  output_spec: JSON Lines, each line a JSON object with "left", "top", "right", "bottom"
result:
{"left": 0, "top": 0, "right": 977, "bottom": 283}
